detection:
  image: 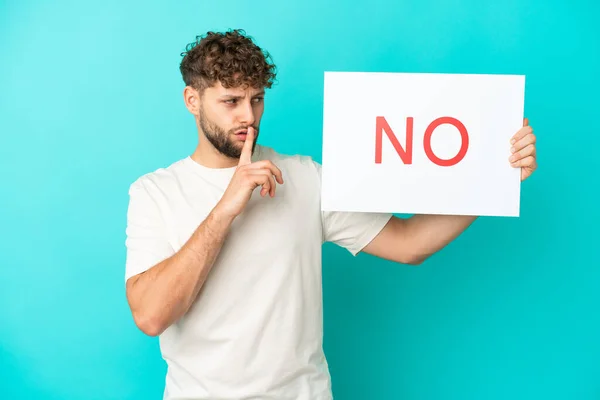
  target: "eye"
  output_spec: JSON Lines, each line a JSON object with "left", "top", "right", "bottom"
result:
{"left": 252, "top": 97, "right": 264, "bottom": 104}
{"left": 224, "top": 99, "right": 237, "bottom": 105}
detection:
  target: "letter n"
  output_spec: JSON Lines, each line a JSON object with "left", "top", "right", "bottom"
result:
{"left": 375, "top": 116, "right": 413, "bottom": 164}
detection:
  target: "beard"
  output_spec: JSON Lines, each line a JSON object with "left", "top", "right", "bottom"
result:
{"left": 198, "top": 107, "right": 259, "bottom": 159}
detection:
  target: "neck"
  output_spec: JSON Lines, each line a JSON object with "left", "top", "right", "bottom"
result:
{"left": 190, "top": 134, "right": 239, "bottom": 169}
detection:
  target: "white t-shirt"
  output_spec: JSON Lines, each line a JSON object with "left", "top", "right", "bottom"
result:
{"left": 124, "top": 144, "right": 393, "bottom": 400}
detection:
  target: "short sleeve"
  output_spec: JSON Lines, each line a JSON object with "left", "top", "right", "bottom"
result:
{"left": 312, "top": 160, "right": 393, "bottom": 256}
{"left": 124, "top": 178, "right": 174, "bottom": 282}
{"left": 322, "top": 210, "right": 393, "bottom": 256}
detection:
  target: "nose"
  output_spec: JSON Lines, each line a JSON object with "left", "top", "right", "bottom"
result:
{"left": 238, "top": 101, "right": 255, "bottom": 127}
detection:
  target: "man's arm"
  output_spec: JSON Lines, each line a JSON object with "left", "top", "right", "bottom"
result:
{"left": 361, "top": 215, "right": 477, "bottom": 265}
{"left": 126, "top": 208, "right": 234, "bottom": 336}
{"left": 125, "top": 127, "right": 284, "bottom": 336}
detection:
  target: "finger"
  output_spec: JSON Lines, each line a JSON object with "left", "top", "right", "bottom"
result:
{"left": 511, "top": 132, "right": 536, "bottom": 153}
{"left": 248, "top": 171, "right": 277, "bottom": 197}
{"left": 238, "top": 126, "right": 256, "bottom": 166}
{"left": 509, "top": 143, "right": 535, "bottom": 163}
{"left": 256, "top": 175, "right": 271, "bottom": 197}
{"left": 511, "top": 155, "right": 536, "bottom": 168}
{"left": 269, "top": 174, "right": 276, "bottom": 197}
{"left": 256, "top": 170, "right": 277, "bottom": 197}
{"left": 243, "top": 169, "right": 268, "bottom": 193}
{"left": 261, "top": 173, "right": 276, "bottom": 197}
{"left": 523, "top": 117, "right": 529, "bottom": 127}
{"left": 246, "top": 160, "right": 284, "bottom": 184}
{"left": 510, "top": 125, "right": 533, "bottom": 145}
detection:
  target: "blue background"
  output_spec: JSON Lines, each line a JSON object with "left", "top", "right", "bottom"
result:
{"left": 1, "top": 0, "right": 599, "bottom": 399}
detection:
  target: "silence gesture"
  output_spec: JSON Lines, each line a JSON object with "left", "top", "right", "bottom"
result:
{"left": 215, "top": 127, "right": 284, "bottom": 219}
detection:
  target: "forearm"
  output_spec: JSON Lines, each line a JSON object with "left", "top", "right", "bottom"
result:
{"left": 126, "top": 208, "right": 235, "bottom": 336}
{"left": 406, "top": 214, "right": 477, "bottom": 263}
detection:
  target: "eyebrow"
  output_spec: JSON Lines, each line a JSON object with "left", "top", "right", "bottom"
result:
{"left": 220, "top": 91, "right": 265, "bottom": 100}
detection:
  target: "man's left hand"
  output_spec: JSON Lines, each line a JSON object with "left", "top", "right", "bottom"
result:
{"left": 509, "top": 118, "right": 537, "bottom": 181}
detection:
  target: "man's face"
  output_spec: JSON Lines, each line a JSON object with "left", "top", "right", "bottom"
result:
{"left": 198, "top": 81, "right": 265, "bottom": 159}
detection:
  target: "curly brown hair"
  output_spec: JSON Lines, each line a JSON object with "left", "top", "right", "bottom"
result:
{"left": 179, "top": 29, "right": 277, "bottom": 93}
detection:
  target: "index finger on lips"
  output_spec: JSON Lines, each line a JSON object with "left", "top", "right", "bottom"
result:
{"left": 238, "top": 126, "right": 255, "bottom": 166}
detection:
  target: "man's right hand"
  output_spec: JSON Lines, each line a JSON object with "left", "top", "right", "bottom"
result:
{"left": 215, "top": 127, "right": 284, "bottom": 219}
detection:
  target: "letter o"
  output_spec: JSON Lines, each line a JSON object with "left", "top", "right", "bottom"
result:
{"left": 423, "top": 117, "right": 469, "bottom": 167}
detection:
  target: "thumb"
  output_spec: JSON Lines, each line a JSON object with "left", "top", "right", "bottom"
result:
{"left": 523, "top": 117, "right": 529, "bottom": 127}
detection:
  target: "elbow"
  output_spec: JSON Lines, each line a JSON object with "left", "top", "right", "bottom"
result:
{"left": 405, "top": 256, "right": 425, "bottom": 266}
{"left": 126, "top": 278, "right": 167, "bottom": 337}
{"left": 400, "top": 252, "right": 429, "bottom": 266}
{"left": 132, "top": 311, "right": 166, "bottom": 337}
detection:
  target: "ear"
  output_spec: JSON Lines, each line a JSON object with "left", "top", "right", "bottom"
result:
{"left": 183, "top": 86, "right": 202, "bottom": 115}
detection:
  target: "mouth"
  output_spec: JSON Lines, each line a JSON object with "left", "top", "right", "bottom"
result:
{"left": 234, "top": 129, "right": 250, "bottom": 141}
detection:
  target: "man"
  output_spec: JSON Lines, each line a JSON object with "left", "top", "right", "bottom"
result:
{"left": 124, "top": 29, "right": 537, "bottom": 400}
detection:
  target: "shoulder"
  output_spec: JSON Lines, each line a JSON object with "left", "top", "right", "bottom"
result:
{"left": 258, "top": 145, "right": 323, "bottom": 178}
{"left": 128, "top": 157, "right": 189, "bottom": 198}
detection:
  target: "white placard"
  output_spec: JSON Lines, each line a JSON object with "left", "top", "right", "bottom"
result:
{"left": 321, "top": 71, "right": 525, "bottom": 217}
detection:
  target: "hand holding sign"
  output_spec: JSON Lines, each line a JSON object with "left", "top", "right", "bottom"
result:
{"left": 509, "top": 118, "right": 538, "bottom": 181}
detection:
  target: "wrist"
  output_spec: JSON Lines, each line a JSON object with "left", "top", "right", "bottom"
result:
{"left": 211, "top": 203, "right": 237, "bottom": 226}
